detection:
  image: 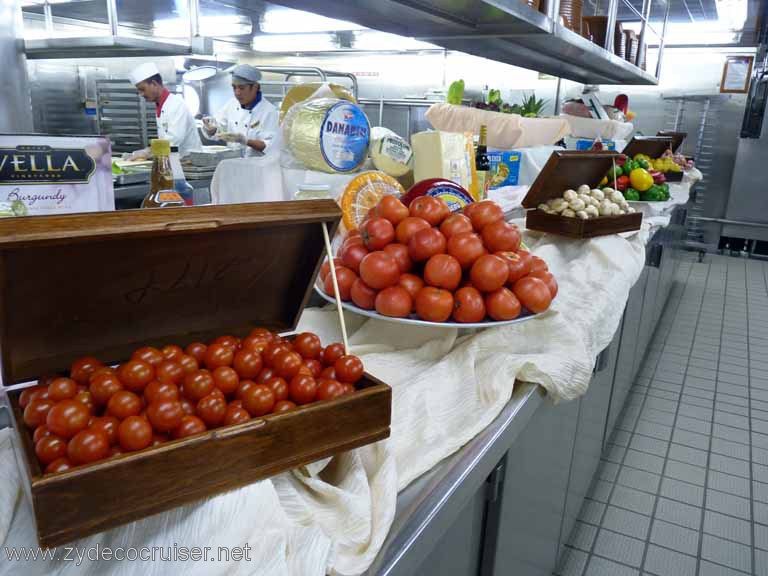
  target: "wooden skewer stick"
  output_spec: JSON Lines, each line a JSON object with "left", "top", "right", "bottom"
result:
{"left": 321, "top": 222, "right": 350, "bottom": 355}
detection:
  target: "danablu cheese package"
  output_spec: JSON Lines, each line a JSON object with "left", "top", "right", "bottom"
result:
{"left": 0, "top": 134, "right": 114, "bottom": 215}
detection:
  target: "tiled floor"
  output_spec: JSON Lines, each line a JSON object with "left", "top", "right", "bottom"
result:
{"left": 556, "top": 254, "right": 768, "bottom": 576}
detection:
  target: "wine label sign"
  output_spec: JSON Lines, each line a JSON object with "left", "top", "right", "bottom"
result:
{"left": 0, "top": 135, "right": 114, "bottom": 216}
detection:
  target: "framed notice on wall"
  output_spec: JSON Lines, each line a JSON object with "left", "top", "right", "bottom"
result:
{"left": 720, "top": 56, "right": 754, "bottom": 94}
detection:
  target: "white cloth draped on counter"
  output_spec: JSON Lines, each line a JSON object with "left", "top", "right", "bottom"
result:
{"left": 210, "top": 154, "right": 285, "bottom": 204}
{"left": 2, "top": 189, "right": 688, "bottom": 575}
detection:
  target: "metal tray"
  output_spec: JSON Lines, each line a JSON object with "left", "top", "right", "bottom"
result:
{"left": 114, "top": 172, "right": 150, "bottom": 186}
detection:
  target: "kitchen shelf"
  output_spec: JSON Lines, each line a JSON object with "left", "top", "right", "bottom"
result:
{"left": 269, "top": 0, "right": 657, "bottom": 85}
{"left": 25, "top": 35, "right": 213, "bottom": 60}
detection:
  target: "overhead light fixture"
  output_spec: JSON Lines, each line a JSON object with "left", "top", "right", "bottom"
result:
{"left": 260, "top": 7, "right": 364, "bottom": 34}
{"left": 183, "top": 65, "right": 218, "bottom": 82}
{"left": 353, "top": 31, "right": 438, "bottom": 51}
{"left": 252, "top": 33, "right": 337, "bottom": 52}
{"left": 153, "top": 15, "right": 252, "bottom": 38}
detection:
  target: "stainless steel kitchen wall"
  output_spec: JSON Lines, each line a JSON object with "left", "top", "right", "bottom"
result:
{"left": 1, "top": 0, "right": 32, "bottom": 132}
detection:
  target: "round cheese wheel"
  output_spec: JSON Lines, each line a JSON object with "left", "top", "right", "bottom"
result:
{"left": 402, "top": 179, "right": 473, "bottom": 213}
{"left": 340, "top": 171, "right": 405, "bottom": 231}
{"left": 283, "top": 98, "right": 371, "bottom": 174}
{"left": 371, "top": 134, "right": 413, "bottom": 177}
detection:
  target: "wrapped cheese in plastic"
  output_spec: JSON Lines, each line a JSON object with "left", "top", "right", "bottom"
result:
{"left": 282, "top": 98, "right": 371, "bottom": 174}
{"left": 411, "top": 131, "right": 477, "bottom": 199}
{"left": 370, "top": 128, "right": 413, "bottom": 178}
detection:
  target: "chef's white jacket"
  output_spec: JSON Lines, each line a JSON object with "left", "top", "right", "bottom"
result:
{"left": 157, "top": 93, "right": 202, "bottom": 158}
{"left": 213, "top": 96, "right": 280, "bottom": 157}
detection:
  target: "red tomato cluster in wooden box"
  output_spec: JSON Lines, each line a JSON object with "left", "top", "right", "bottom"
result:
{"left": 321, "top": 197, "right": 558, "bottom": 323}
{"left": 20, "top": 330, "right": 363, "bottom": 475}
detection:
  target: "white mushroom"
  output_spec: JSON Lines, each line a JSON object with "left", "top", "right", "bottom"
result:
{"left": 627, "top": 206, "right": 637, "bottom": 214}
{"left": 599, "top": 199, "right": 613, "bottom": 216}
{"left": 576, "top": 210, "right": 589, "bottom": 220}
{"left": 569, "top": 198, "right": 587, "bottom": 212}
{"left": 589, "top": 196, "right": 601, "bottom": 208}
{"left": 537, "top": 203, "right": 553, "bottom": 213}
{"left": 609, "top": 191, "right": 625, "bottom": 204}
{"left": 590, "top": 189, "right": 605, "bottom": 202}
{"left": 563, "top": 189, "right": 578, "bottom": 202}
{"left": 578, "top": 193, "right": 592, "bottom": 205}
{"left": 577, "top": 184, "right": 591, "bottom": 195}
{"left": 610, "top": 204, "right": 623, "bottom": 216}
{"left": 548, "top": 198, "right": 568, "bottom": 213}
{"left": 585, "top": 205, "right": 599, "bottom": 219}
{"left": 562, "top": 208, "right": 576, "bottom": 218}
{"left": 601, "top": 187, "right": 615, "bottom": 195}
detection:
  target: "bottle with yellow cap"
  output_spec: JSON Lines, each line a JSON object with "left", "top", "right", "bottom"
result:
{"left": 142, "top": 139, "right": 185, "bottom": 209}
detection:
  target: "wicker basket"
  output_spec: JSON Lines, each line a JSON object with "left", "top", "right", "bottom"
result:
{"left": 522, "top": 0, "right": 541, "bottom": 10}
{"left": 559, "top": 0, "right": 583, "bottom": 33}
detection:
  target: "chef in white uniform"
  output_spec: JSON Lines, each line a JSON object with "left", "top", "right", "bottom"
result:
{"left": 125, "top": 63, "right": 202, "bottom": 160}
{"left": 202, "top": 64, "right": 279, "bottom": 157}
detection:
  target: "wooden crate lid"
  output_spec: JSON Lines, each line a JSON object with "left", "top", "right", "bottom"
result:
{"left": 656, "top": 131, "right": 687, "bottom": 152}
{"left": 622, "top": 136, "right": 674, "bottom": 159}
{"left": 522, "top": 150, "right": 619, "bottom": 209}
{"left": 0, "top": 201, "right": 341, "bottom": 386}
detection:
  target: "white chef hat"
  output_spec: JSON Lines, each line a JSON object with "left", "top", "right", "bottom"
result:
{"left": 129, "top": 62, "right": 161, "bottom": 86}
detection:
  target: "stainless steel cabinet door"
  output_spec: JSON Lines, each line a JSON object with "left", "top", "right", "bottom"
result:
{"left": 491, "top": 397, "right": 580, "bottom": 576}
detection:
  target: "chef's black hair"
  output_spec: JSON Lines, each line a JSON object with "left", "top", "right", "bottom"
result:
{"left": 146, "top": 74, "right": 163, "bottom": 86}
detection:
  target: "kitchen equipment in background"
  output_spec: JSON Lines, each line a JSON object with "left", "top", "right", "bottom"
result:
{"left": 96, "top": 79, "right": 157, "bottom": 155}
{"left": 559, "top": 0, "right": 583, "bottom": 33}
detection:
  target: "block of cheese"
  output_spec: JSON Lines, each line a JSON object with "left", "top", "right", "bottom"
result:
{"left": 411, "top": 131, "right": 474, "bottom": 195}
{"left": 371, "top": 133, "right": 413, "bottom": 177}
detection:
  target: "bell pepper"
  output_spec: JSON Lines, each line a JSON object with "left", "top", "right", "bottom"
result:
{"left": 624, "top": 188, "right": 640, "bottom": 201}
{"left": 623, "top": 160, "right": 637, "bottom": 176}
{"left": 607, "top": 165, "right": 623, "bottom": 181}
{"left": 599, "top": 175, "right": 608, "bottom": 186}
{"left": 616, "top": 175, "right": 630, "bottom": 191}
{"left": 636, "top": 158, "right": 650, "bottom": 170}
{"left": 634, "top": 153, "right": 652, "bottom": 164}
{"left": 641, "top": 185, "right": 667, "bottom": 202}
{"left": 629, "top": 168, "right": 654, "bottom": 192}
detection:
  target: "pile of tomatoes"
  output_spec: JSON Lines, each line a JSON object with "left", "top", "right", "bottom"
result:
{"left": 19, "top": 330, "right": 363, "bottom": 475}
{"left": 320, "top": 196, "right": 557, "bottom": 323}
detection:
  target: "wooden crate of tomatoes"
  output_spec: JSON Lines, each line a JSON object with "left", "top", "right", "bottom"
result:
{"left": 320, "top": 195, "right": 557, "bottom": 323}
{"left": 1, "top": 201, "right": 391, "bottom": 547}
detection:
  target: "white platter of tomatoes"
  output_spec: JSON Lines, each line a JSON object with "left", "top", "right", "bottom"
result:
{"left": 316, "top": 195, "right": 558, "bottom": 327}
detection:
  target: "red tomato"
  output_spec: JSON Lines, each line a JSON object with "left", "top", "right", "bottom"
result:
{"left": 305, "top": 359, "right": 322, "bottom": 378}
{"left": 273, "top": 350, "right": 303, "bottom": 380}
{"left": 24, "top": 399, "right": 55, "bottom": 429}
{"left": 359, "top": 251, "right": 400, "bottom": 290}
{"left": 321, "top": 366, "right": 337, "bottom": 380}
{"left": 398, "top": 274, "right": 425, "bottom": 308}
{"left": 161, "top": 345, "right": 184, "bottom": 362}
{"left": 45, "top": 457, "right": 73, "bottom": 475}
{"left": 88, "top": 366, "right": 116, "bottom": 383}
{"left": 415, "top": 287, "right": 454, "bottom": 322}
{"left": 440, "top": 213, "right": 474, "bottom": 239}
{"left": 146, "top": 400, "right": 184, "bottom": 432}
{"left": 117, "top": 360, "right": 155, "bottom": 393}
{"left": 204, "top": 342, "right": 235, "bottom": 370}
{"left": 212, "top": 366, "right": 240, "bottom": 395}
{"left": 481, "top": 220, "right": 521, "bottom": 252}
{"left": 320, "top": 258, "right": 345, "bottom": 284}
{"left": 156, "top": 360, "right": 184, "bottom": 385}
{"left": 89, "top": 372, "right": 123, "bottom": 406}
{"left": 224, "top": 405, "right": 250, "bottom": 425}
{"left": 377, "top": 195, "right": 409, "bottom": 226}
{"left": 408, "top": 228, "right": 446, "bottom": 262}
{"left": 185, "top": 342, "right": 208, "bottom": 364}
{"left": 211, "top": 336, "right": 239, "bottom": 350}
{"left": 183, "top": 370, "right": 215, "bottom": 402}
{"left": 317, "top": 379, "right": 345, "bottom": 401}
{"left": 410, "top": 196, "right": 449, "bottom": 226}
{"left": 67, "top": 428, "right": 109, "bottom": 464}
{"left": 36, "top": 435, "right": 68, "bottom": 465}
{"left": 513, "top": 276, "right": 552, "bottom": 313}
{"left": 29, "top": 387, "right": 50, "bottom": 404}
{"left": 351, "top": 278, "right": 378, "bottom": 310}
{"left": 236, "top": 379, "right": 256, "bottom": 401}
{"left": 46, "top": 400, "right": 90, "bottom": 439}
{"left": 289, "top": 374, "right": 317, "bottom": 405}
{"left": 33, "top": 425, "right": 53, "bottom": 444}
{"left": 496, "top": 251, "right": 533, "bottom": 285}
{"left": 529, "top": 255, "right": 549, "bottom": 274}
{"left": 74, "top": 391, "right": 94, "bottom": 412}
{"left": 485, "top": 288, "right": 522, "bottom": 320}
{"left": 172, "top": 415, "right": 207, "bottom": 439}
{"left": 48, "top": 377, "right": 77, "bottom": 402}
{"left": 232, "top": 349, "right": 263, "bottom": 379}
{"left": 375, "top": 286, "right": 413, "bottom": 318}
{"left": 242, "top": 335, "right": 270, "bottom": 355}
{"left": 361, "top": 217, "right": 396, "bottom": 250}
{"left": 334, "top": 355, "right": 364, "bottom": 384}
{"left": 293, "top": 333, "right": 322, "bottom": 359}
{"left": 152, "top": 434, "right": 169, "bottom": 446}
{"left": 323, "top": 265, "right": 357, "bottom": 301}
{"left": 118, "top": 416, "right": 153, "bottom": 451}
{"left": 470, "top": 254, "right": 509, "bottom": 292}
{"left": 180, "top": 398, "right": 195, "bottom": 416}
{"left": 465, "top": 200, "right": 503, "bottom": 231}
{"left": 263, "top": 342, "right": 292, "bottom": 368}
{"left": 274, "top": 400, "right": 297, "bottom": 413}
{"left": 453, "top": 287, "right": 487, "bottom": 323}
{"left": 196, "top": 394, "right": 227, "bottom": 427}
{"left": 447, "top": 232, "right": 486, "bottom": 269}
{"left": 249, "top": 328, "right": 274, "bottom": 341}
{"left": 144, "top": 380, "right": 181, "bottom": 404}
{"left": 20, "top": 386, "right": 44, "bottom": 409}
{"left": 255, "top": 367, "right": 276, "bottom": 384}
{"left": 342, "top": 383, "right": 356, "bottom": 395}
{"left": 341, "top": 242, "right": 369, "bottom": 274}
{"left": 242, "top": 384, "right": 276, "bottom": 416}
{"left": 132, "top": 346, "right": 164, "bottom": 366}
{"left": 107, "top": 391, "right": 142, "bottom": 420}
{"left": 177, "top": 354, "right": 199, "bottom": 374}
{"left": 529, "top": 270, "right": 558, "bottom": 299}
{"left": 90, "top": 416, "right": 119, "bottom": 446}
{"left": 424, "top": 254, "right": 462, "bottom": 291}
{"left": 265, "top": 376, "right": 289, "bottom": 402}
{"left": 70, "top": 357, "right": 102, "bottom": 385}
{"left": 321, "top": 343, "right": 346, "bottom": 366}
{"left": 395, "top": 216, "right": 431, "bottom": 245}
{"left": 383, "top": 243, "right": 413, "bottom": 273}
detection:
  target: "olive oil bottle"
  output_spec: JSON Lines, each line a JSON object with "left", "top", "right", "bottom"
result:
{"left": 142, "top": 139, "right": 185, "bottom": 209}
